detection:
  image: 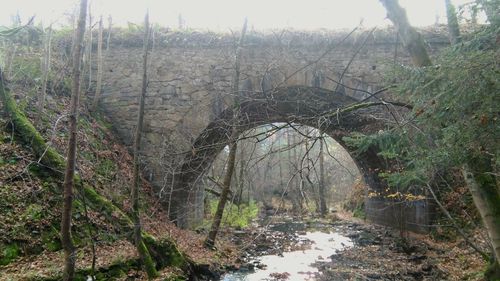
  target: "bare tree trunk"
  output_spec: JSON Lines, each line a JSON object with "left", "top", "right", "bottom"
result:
{"left": 37, "top": 25, "right": 52, "bottom": 124}
{"left": 61, "top": 1, "right": 87, "bottom": 280}
{"left": 205, "top": 19, "right": 247, "bottom": 248}
{"left": 237, "top": 145, "right": 246, "bottom": 206}
{"left": 302, "top": 137, "right": 320, "bottom": 213}
{"left": 92, "top": 16, "right": 103, "bottom": 110}
{"left": 292, "top": 133, "right": 303, "bottom": 212}
{"left": 445, "top": 0, "right": 461, "bottom": 44}
{"left": 379, "top": 0, "right": 432, "bottom": 67}
{"left": 463, "top": 156, "right": 500, "bottom": 278}
{"left": 78, "top": 181, "right": 97, "bottom": 281}
{"left": 131, "top": 12, "right": 158, "bottom": 279}
{"left": 300, "top": 138, "right": 314, "bottom": 213}
{"left": 205, "top": 140, "right": 238, "bottom": 248}
{"left": 319, "top": 134, "right": 327, "bottom": 217}
{"left": 106, "top": 15, "right": 112, "bottom": 51}
{"left": 287, "top": 131, "right": 299, "bottom": 213}
{"left": 262, "top": 142, "right": 276, "bottom": 208}
{"left": 86, "top": 9, "right": 93, "bottom": 90}
{"left": 4, "top": 45, "right": 17, "bottom": 79}
{"left": 279, "top": 147, "right": 284, "bottom": 192}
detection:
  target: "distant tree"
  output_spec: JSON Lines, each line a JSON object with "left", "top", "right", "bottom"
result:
{"left": 131, "top": 11, "right": 158, "bottom": 278}
{"left": 178, "top": 14, "right": 185, "bottom": 30}
{"left": 86, "top": 6, "right": 93, "bottom": 90}
{"left": 445, "top": 0, "right": 461, "bottom": 44}
{"left": 36, "top": 24, "right": 52, "bottom": 124}
{"left": 61, "top": 0, "right": 87, "bottom": 280}
{"left": 318, "top": 133, "right": 327, "bottom": 217}
{"left": 106, "top": 15, "right": 112, "bottom": 51}
{"left": 205, "top": 19, "right": 248, "bottom": 248}
{"left": 92, "top": 15, "right": 104, "bottom": 110}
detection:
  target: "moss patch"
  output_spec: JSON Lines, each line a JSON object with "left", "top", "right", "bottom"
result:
{"left": 0, "top": 243, "right": 20, "bottom": 265}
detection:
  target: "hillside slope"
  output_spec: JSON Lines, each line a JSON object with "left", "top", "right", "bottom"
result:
{"left": 0, "top": 76, "right": 235, "bottom": 280}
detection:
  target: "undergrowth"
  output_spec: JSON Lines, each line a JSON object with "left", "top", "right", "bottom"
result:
{"left": 204, "top": 199, "right": 259, "bottom": 229}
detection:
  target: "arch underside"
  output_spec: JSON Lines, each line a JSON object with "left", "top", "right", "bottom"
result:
{"left": 170, "top": 86, "right": 391, "bottom": 227}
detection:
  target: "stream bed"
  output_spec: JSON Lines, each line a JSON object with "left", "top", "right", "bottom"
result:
{"left": 221, "top": 220, "right": 353, "bottom": 281}
{"left": 218, "top": 218, "right": 447, "bottom": 281}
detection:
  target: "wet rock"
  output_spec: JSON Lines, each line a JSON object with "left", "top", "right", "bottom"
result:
{"left": 193, "top": 263, "right": 221, "bottom": 280}
{"left": 255, "top": 262, "right": 267, "bottom": 270}
{"left": 346, "top": 232, "right": 360, "bottom": 239}
{"left": 225, "top": 264, "right": 239, "bottom": 271}
{"left": 239, "top": 262, "right": 255, "bottom": 272}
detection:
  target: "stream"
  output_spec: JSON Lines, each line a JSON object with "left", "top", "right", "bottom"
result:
{"left": 222, "top": 221, "right": 353, "bottom": 281}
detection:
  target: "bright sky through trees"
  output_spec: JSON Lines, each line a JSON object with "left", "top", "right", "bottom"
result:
{"left": 1, "top": 0, "right": 477, "bottom": 30}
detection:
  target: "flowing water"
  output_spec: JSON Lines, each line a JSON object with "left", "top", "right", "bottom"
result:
{"left": 222, "top": 227, "right": 353, "bottom": 281}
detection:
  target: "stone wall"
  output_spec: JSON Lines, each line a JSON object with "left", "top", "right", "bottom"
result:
{"left": 99, "top": 28, "right": 448, "bottom": 189}
{"left": 96, "top": 27, "right": 449, "bottom": 229}
{"left": 365, "top": 197, "right": 437, "bottom": 233}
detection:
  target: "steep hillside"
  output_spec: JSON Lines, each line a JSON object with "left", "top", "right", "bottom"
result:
{"left": 0, "top": 76, "right": 237, "bottom": 280}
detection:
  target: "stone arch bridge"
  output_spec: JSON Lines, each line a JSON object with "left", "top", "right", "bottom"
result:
{"left": 98, "top": 28, "right": 449, "bottom": 229}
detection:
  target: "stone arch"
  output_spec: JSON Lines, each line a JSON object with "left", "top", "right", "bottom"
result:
{"left": 170, "top": 85, "right": 388, "bottom": 227}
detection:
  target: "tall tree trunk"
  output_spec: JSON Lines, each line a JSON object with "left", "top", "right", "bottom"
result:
{"left": 205, "top": 19, "right": 247, "bottom": 248}
{"left": 205, "top": 140, "right": 238, "bottom": 248}
{"left": 237, "top": 145, "right": 246, "bottom": 206}
{"left": 463, "top": 156, "right": 500, "bottom": 278}
{"left": 262, "top": 142, "right": 275, "bottom": 208}
{"left": 319, "top": 133, "right": 327, "bottom": 217}
{"left": 445, "top": 0, "right": 461, "bottom": 44}
{"left": 106, "top": 15, "right": 112, "bottom": 51}
{"left": 279, "top": 146, "right": 284, "bottom": 191}
{"left": 86, "top": 8, "right": 93, "bottom": 90}
{"left": 286, "top": 131, "right": 294, "bottom": 209}
{"left": 131, "top": 12, "right": 158, "bottom": 279}
{"left": 379, "top": 0, "right": 432, "bottom": 67}
{"left": 4, "top": 45, "right": 17, "bottom": 79}
{"left": 37, "top": 25, "right": 52, "bottom": 124}
{"left": 292, "top": 133, "right": 303, "bottom": 212}
{"left": 92, "top": 16, "right": 104, "bottom": 110}
{"left": 61, "top": 0, "right": 87, "bottom": 280}
{"left": 287, "top": 130, "right": 299, "bottom": 213}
